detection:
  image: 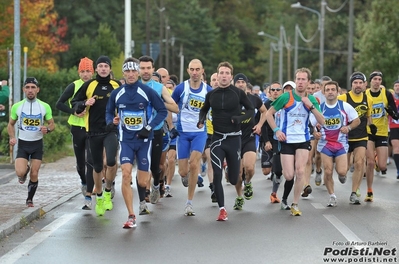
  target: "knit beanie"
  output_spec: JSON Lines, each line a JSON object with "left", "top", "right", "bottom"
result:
{"left": 95, "top": 55, "right": 112, "bottom": 68}
{"left": 78, "top": 57, "right": 94, "bottom": 73}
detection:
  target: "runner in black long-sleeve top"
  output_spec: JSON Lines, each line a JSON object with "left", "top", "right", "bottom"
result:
{"left": 198, "top": 61, "right": 254, "bottom": 221}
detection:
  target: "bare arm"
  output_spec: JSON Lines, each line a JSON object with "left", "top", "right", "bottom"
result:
{"left": 7, "top": 118, "right": 17, "bottom": 146}
{"left": 162, "top": 86, "right": 179, "bottom": 113}
{"left": 253, "top": 104, "right": 267, "bottom": 134}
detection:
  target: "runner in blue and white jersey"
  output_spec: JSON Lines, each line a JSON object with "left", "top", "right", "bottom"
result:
{"left": 105, "top": 57, "right": 167, "bottom": 228}
{"left": 171, "top": 58, "right": 212, "bottom": 216}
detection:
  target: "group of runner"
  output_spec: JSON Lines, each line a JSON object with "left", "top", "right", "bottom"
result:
{"left": 9, "top": 54, "right": 399, "bottom": 228}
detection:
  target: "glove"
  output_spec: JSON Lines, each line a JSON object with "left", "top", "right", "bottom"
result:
{"left": 105, "top": 122, "right": 117, "bottom": 132}
{"left": 231, "top": 116, "right": 241, "bottom": 124}
{"left": 385, "top": 106, "right": 399, "bottom": 120}
{"left": 169, "top": 127, "right": 180, "bottom": 139}
{"left": 369, "top": 124, "right": 377, "bottom": 135}
{"left": 137, "top": 125, "right": 152, "bottom": 139}
{"left": 75, "top": 101, "right": 86, "bottom": 114}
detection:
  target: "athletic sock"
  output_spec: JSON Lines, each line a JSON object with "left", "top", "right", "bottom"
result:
{"left": 27, "top": 180, "right": 38, "bottom": 201}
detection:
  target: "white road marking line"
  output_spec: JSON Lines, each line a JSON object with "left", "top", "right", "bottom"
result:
{"left": 0, "top": 213, "right": 76, "bottom": 264}
{"left": 324, "top": 214, "right": 363, "bottom": 249}
{"left": 311, "top": 203, "right": 326, "bottom": 209}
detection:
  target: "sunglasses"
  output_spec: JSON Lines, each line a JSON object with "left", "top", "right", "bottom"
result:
{"left": 270, "top": 88, "right": 282, "bottom": 92}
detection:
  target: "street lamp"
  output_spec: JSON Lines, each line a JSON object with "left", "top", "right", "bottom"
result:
{"left": 291, "top": 1, "right": 324, "bottom": 77}
{"left": 258, "top": 28, "right": 283, "bottom": 84}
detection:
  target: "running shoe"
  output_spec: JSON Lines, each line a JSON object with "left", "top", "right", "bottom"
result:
{"left": 364, "top": 192, "right": 373, "bottom": 202}
{"left": 397, "top": 174, "right": 399, "bottom": 180}
{"left": 327, "top": 196, "right": 337, "bottom": 207}
{"left": 81, "top": 184, "right": 87, "bottom": 197}
{"left": 18, "top": 165, "right": 30, "bottom": 184}
{"left": 270, "top": 192, "right": 280, "bottom": 203}
{"left": 217, "top": 208, "right": 228, "bottom": 221}
{"left": 184, "top": 204, "right": 195, "bottom": 216}
{"left": 165, "top": 186, "right": 172, "bottom": 197}
{"left": 290, "top": 203, "right": 302, "bottom": 216}
{"left": 338, "top": 175, "right": 346, "bottom": 184}
{"left": 281, "top": 199, "right": 290, "bottom": 210}
{"left": 150, "top": 185, "right": 160, "bottom": 204}
{"left": 82, "top": 196, "right": 92, "bottom": 210}
{"left": 356, "top": 188, "right": 361, "bottom": 197}
{"left": 111, "top": 182, "right": 115, "bottom": 199}
{"left": 103, "top": 191, "right": 113, "bottom": 210}
{"left": 301, "top": 185, "right": 312, "bottom": 197}
{"left": 315, "top": 169, "right": 322, "bottom": 186}
{"left": 181, "top": 175, "right": 189, "bottom": 187}
{"left": 26, "top": 199, "right": 34, "bottom": 207}
{"left": 201, "top": 162, "right": 207, "bottom": 177}
{"left": 233, "top": 196, "right": 244, "bottom": 210}
{"left": 349, "top": 192, "right": 360, "bottom": 204}
{"left": 197, "top": 175, "right": 204, "bottom": 187}
{"left": 211, "top": 191, "right": 217, "bottom": 203}
{"left": 123, "top": 215, "right": 137, "bottom": 229}
{"left": 159, "top": 180, "right": 165, "bottom": 198}
{"left": 95, "top": 196, "right": 105, "bottom": 216}
{"left": 349, "top": 164, "right": 355, "bottom": 173}
{"left": 243, "top": 182, "right": 253, "bottom": 200}
{"left": 139, "top": 200, "right": 150, "bottom": 215}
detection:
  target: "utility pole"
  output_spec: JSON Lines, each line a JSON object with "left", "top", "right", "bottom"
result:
{"left": 145, "top": 0, "right": 150, "bottom": 56}
{"left": 347, "top": 0, "right": 354, "bottom": 90}
{"left": 159, "top": 0, "right": 164, "bottom": 66}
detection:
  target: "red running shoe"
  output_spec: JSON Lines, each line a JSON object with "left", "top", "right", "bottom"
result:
{"left": 217, "top": 208, "right": 228, "bottom": 221}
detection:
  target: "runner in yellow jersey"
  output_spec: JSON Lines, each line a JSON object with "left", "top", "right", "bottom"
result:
{"left": 364, "top": 71, "right": 398, "bottom": 202}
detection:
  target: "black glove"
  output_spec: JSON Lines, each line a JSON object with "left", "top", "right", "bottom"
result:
{"left": 75, "top": 101, "right": 86, "bottom": 114}
{"left": 385, "top": 106, "right": 399, "bottom": 120}
{"left": 169, "top": 127, "right": 180, "bottom": 139}
{"left": 105, "top": 122, "right": 117, "bottom": 132}
{"left": 231, "top": 116, "right": 241, "bottom": 124}
{"left": 137, "top": 125, "right": 152, "bottom": 139}
{"left": 369, "top": 124, "right": 377, "bottom": 135}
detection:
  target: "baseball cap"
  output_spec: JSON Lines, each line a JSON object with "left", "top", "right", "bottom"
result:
{"left": 283, "top": 81, "right": 296, "bottom": 89}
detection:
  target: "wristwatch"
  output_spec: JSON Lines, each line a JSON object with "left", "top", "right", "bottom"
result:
{"left": 47, "top": 127, "right": 52, "bottom": 133}
{"left": 309, "top": 105, "right": 315, "bottom": 110}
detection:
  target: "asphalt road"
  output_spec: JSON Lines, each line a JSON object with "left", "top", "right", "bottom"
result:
{"left": 0, "top": 161, "right": 398, "bottom": 264}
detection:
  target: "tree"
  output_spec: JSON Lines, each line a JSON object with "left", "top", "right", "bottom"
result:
{"left": 355, "top": 0, "right": 399, "bottom": 86}
{"left": 21, "top": 0, "right": 68, "bottom": 71}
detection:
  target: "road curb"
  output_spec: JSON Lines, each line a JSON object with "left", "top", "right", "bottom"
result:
{"left": 0, "top": 189, "right": 81, "bottom": 240}
{"left": 0, "top": 172, "right": 16, "bottom": 185}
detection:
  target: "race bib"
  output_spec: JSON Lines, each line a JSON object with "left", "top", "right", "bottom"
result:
{"left": 21, "top": 113, "right": 41, "bottom": 132}
{"left": 371, "top": 103, "right": 384, "bottom": 119}
{"left": 187, "top": 94, "right": 204, "bottom": 112}
{"left": 121, "top": 110, "right": 144, "bottom": 131}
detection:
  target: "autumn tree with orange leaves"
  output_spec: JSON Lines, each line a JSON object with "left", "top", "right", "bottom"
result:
{"left": 0, "top": 0, "right": 68, "bottom": 72}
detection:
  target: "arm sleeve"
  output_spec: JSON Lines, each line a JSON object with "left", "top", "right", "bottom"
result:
{"left": 233, "top": 90, "right": 255, "bottom": 123}
{"left": 199, "top": 92, "right": 211, "bottom": 124}
{"left": 386, "top": 90, "right": 398, "bottom": 114}
{"left": 71, "top": 82, "right": 89, "bottom": 114}
{"left": 105, "top": 90, "right": 116, "bottom": 124}
{"left": 56, "top": 83, "right": 75, "bottom": 114}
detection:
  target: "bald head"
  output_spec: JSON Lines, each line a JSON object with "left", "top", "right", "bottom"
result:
{"left": 187, "top": 59, "right": 204, "bottom": 85}
{"left": 157, "top": 68, "right": 169, "bottom": 85}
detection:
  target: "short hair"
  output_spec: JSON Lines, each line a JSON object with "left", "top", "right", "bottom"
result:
{"left": 294, "top": 67, "right": 312, "bottom": 81}
{"left": 323, "top": 80, "right": 339, "bottom": 91}
{"left": 123, "top": 57, "right": 139, "bottom": 64}
{"left": 169, "top": 74, "right": 179, "bottom": 84}
{"left": 138, "top": 55, "right": 154, "bottom": 67}
{"left": 217, "top": 61, "right": 234, "bottom": 75}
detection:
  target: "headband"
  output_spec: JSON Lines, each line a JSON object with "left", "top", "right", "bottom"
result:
{"left": 369, "top": 71, "right": 383, "bottom": 81}
{"left": 350, "top": 72, "right": 366, "bottom": 83}
{"left": 122, "top": 61, "right": 140, "bottom": 72}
